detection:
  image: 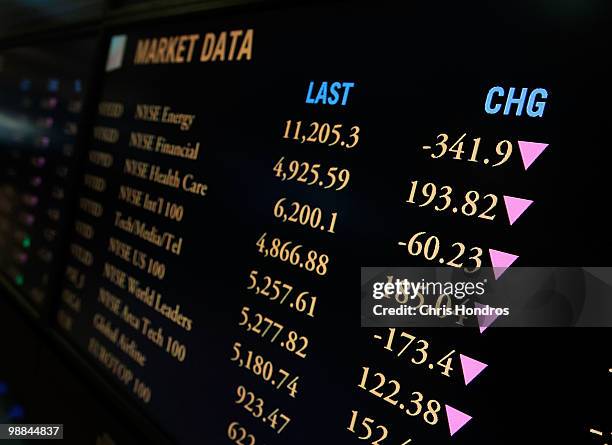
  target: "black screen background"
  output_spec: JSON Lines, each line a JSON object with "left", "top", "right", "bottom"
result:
{"left": 49, "top": 2, "right": 612, "bottom": 444}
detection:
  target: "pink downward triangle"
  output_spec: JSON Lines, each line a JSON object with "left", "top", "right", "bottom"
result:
{"left": 503, "top": 195, "right": 533, "bottom": 225}
{"left": 518, "top": 140, "right": 549, "bottom": 170}
{"left": 475, "top": 302, "right": 499, "bottom": 333}
{"left": 459, "top": 354, "right": 488, "bottom": 385}
{"left": 488, "top": 249, "right": 519, "bottom": 279}
{"left": 445, "top": 404, "right": 472, "bottom": 436}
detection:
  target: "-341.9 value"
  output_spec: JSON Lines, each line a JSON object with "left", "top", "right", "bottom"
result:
{"left": 423, "top": 133, "right": 512, "bottom": 167}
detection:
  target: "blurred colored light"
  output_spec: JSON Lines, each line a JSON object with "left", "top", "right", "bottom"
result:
{"left": 8, "top": 404, "right": 25, "bottom": 420}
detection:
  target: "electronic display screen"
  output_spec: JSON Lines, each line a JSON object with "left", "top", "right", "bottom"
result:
{"left": 0, "top": 37, "right": 96, "bottom": 313}
{"left": 47, "top": 2, "right": 611, "bottom": 444}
